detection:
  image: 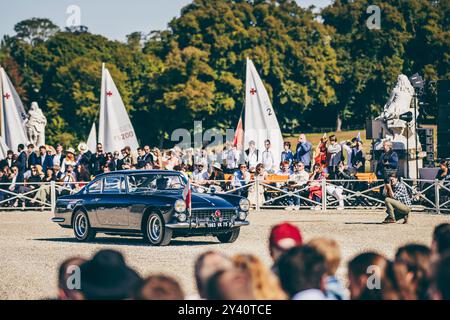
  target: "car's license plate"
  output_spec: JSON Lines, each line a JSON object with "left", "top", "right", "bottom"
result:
{"left": 207, "top": 221, "right": 232, "bottom": 228}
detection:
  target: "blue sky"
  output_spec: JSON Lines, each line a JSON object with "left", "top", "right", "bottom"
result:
{"left": 0, "top": 0, "right": 332, "bottom": 42}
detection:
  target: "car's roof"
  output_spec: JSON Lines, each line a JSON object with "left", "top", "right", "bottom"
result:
{"left": 95, "top": 170, "right": 181, "bottom": 179}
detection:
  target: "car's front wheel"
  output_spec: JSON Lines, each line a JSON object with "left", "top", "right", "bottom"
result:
{"left": 72, "top": 210, "right": 96, "bottom": 242}
{"left": 144, "top": 212, "right": 173, "bottom": 246}
{"left": 216, "top": 228, "right": 240, "bottom": 243}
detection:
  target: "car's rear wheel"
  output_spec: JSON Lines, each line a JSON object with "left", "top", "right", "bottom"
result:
{"left": 144, "top": 212, "right": 172, "bottom": 246}
{"left": 216, "top": 228, "right": 240, "bottom": 243}
{"left": 73, "top": 210, "right": 96, "bottom": 242}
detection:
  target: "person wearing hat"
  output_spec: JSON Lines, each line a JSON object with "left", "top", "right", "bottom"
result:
{"left": 269, "top": 222, "right": 303, "bottom": 265}
{"left": 192, "top": 160, "right": 209, "bottom": 192}
{"left": 59, "top": 163, "right": 77, "bottom": 195}
{"left": 208, "top": 162, "right": 226, "bottom": 191}
{"left": 231, "top": 163, "right": 251, "bottom": 197}
{"left": 79, "top": 249, "right": 142, "bottom": 300}
{"left": 77, "top": 142, "right": 92, "bottom": 167}
{"left": 60, "top": 147, "right": 77, "bottom": 174}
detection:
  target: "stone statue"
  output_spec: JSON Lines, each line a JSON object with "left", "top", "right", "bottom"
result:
{"left": 25, "top": 102, "right": 47, "bottom": 147}
{"left": 373, "top": 74, "right": 423, "bottom": 178}
{"left": 377, "top": 74, "right": 417, "bottom": 147}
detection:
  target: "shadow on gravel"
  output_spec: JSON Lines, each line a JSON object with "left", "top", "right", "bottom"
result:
{"left": 344, "top": 222, "right": 385, "bottom": 225}
{"left": 32, "top": 237, "right": 219, "bottom": 246}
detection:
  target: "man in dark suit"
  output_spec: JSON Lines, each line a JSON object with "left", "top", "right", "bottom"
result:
{"left": 143, "top": 145, "right": 154, "bottom": 165}
{"left": 37, "top": 145, "right": 54, "bottom": 172}
{"left": 376, "top": 140, "right": 399, "bottom": 181}
{"left": 27, "top": 144, "right": 38, "bottom": 170}
{"left": 0, "top": 150, "right": 15, "bottom": 170}
{"left": 16, "top": 144, "right": 27, "bottom": 174}
{"left": 112, "top": 151, "right": 122, "bottom": 171}
{"left": 136, "top": 148, "right": 147, "bottom": 169}
{"left": 89, "top": 143, "right": 106, "bottom": 176}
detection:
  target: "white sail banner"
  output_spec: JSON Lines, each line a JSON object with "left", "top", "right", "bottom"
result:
{"left": 244, "top": 58, "right": 283, "bottom": 167}
{"left": 87, "top": 122, "right": 97, "bottom": 153}
{"left": 98, "top": 64, "right": 139, "bottom": 153}
{"left": 0, "top": 67, "right": 28, "bottom": 151}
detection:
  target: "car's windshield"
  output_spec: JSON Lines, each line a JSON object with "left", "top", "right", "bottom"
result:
{"left": 127, "top": 173, "right": 186, "bottom": 193}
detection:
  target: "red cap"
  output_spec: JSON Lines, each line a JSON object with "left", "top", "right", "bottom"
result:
{"left": 269, "top": 223, "right": 302, "bottom": 250}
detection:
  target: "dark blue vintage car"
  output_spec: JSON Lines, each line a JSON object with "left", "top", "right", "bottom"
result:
{"left": 52, "top": 170, "right": 250, "bottom": 246}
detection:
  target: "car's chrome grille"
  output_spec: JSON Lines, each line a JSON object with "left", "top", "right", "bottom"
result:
{"left": 191, "top": 209, "right": 236, "bottom": 221}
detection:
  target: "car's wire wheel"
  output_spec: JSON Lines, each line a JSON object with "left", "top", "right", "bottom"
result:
{"left": 144, "top": 212, "right": 172, "bottom": 246}
{"left": 72, "top": 211, "right": 96, "bottom": 242}
{"left": 74, "top": 213, "right": 87, "bottom": 238}
{"left": 148, "top": 215, "right": 162, "bottom": 242}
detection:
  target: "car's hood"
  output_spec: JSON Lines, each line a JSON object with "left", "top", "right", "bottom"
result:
{"left": 131, "top": 190, "right": 241, "bottom": 209}
{"left": 190, "top": 193, "right": 231, "bottom": 209}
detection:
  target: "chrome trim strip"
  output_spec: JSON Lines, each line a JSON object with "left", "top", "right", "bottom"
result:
{"left": 166, "top": 221, "right": 249, "bottom": 229}
{"left": 51, "top": 217, "right": 65, "bottom": 223}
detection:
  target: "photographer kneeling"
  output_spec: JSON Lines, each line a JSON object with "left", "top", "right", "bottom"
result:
{"left": 383, "top": 172, "right": 411, "bottom": 224}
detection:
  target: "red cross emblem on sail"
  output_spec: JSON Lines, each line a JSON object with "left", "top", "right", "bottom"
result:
{"left": 250, "top": 88, "right": 257, "bottom": 95}
{"left": 106, "top": 90, "right": 113, "bottom": 97}
{"left": 3, "top": 92, "right": 11, "bottom": 100}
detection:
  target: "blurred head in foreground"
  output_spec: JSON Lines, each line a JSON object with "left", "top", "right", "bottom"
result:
{"left": 206, "top": 268, "right": 254, "bottom": 300}
{"left": 431, "top": 252, "right": 450, "bottom": 300}
{"left": 136, "top": 275, "right": 184, "bottom": 300}
{"left": 233, "top": 254, "right": 287, "bottom": 300}
{"left": 194, "top": 251, "right": 233, "bottom": 299}
{"left": 277, "top": 245, "right": 327, "bottom": 300}
{"left": 348, "top": 251, "right": 416, "bottom": 300}
{"left": 57, "top": 257, "right": 87, "bottom": 300}
{"left": 432, "top": 223, "right": 450, "bottom": 257}
{"left": 308, "top": 237, "right": 346, "bottom": 300}
{"left": 395, "top": 244, "right": 432, "bottom": 300}
{"left": 79, "top": 249, "right": 142, "bottom": 300}
{"left": 269, "top": 223, "right": 303, "bottom": 262}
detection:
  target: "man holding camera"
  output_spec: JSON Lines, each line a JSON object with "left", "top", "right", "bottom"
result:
{"left": 382, "top": 172, "right": 411, "bottom": 224}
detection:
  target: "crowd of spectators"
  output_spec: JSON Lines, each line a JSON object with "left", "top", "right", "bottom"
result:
{"left": 0, "top": 132, "right": 448, "bottom": 211}
{"left": 53, "top": 222, "right": 450, "bottom": 300}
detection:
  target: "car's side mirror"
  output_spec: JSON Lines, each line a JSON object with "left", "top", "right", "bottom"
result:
{"left": 210, "top": 186, "right": 217, "bottom": 194}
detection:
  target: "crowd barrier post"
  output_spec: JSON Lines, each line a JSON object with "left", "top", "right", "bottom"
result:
{"left": 322, "top": 179, "right": 327, "bottom": 211}
{"left": 50, "top": 181, "right": 56, "bottom": 214}
{"left": 434, "top": 179, "right": 440, "bottom": 214}
{"left": 255, "top": 180, "right": 260, "bottom": 211}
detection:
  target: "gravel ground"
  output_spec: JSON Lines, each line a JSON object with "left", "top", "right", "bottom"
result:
{"left": 0, "top": 209, "right": 448, "bottom": 300}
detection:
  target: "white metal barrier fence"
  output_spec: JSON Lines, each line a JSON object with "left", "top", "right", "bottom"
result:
{"left": 191, "top": 178, "right": 450, "bottom": 214}
{"left": 0, "top": 182, "right": 83, "bottom": 212}
{"left": 0, "top": 179, "right": 448, "bottom": 214}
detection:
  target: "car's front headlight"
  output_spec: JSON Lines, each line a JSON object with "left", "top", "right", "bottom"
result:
{"left": 239, "top": 198, "right": 250, "bottom": 212}
{"left": 177, "top": 213, "right": 187, "bottom": 222}
{"left": 238, "top": 211, "right": 248, "bottom": 221}
{"left": 174, "top": 199, "right": 187, "bottom": 213}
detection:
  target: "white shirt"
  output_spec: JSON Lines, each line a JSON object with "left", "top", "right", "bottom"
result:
{"left": 292, "top": 289, "right": 329, "bottom": 300}
{"left": 192, "top": 170, "right": 209, "bottom": 182}
{"left": 262, "top": 149, "right": 275, "bottom": 171}
{"left": 53, "top": 153, "right": 63, "bottom": 167}
{"left": 225, "top": 149, "right": 239, "bottom": 169}
{"left": 341, "top": 143, "right": 352, "bottom": 167}
{"left": 246, "top": 148, "right": 259, "bottom": 170}
{"left": 289, "top": 170, "right": 310, "bottom": 186}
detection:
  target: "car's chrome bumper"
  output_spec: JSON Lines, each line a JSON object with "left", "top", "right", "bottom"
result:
{"left": 51, "top": 217, "right": 66, "bottom": 223}
{"left": 166, "top": 220, "right": 249, "bottom": 229}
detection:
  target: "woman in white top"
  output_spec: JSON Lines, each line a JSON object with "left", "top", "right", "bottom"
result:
{"left": 60, "top": 148, "right": 77, "bottom": 173}
{"left": 247, "top": 163, "right": 268, "bottom": 208}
